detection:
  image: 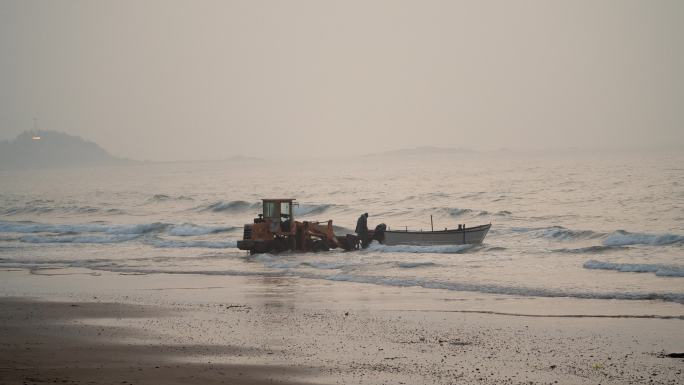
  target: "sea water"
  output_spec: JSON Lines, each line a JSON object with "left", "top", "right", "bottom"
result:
{"left": 1, "top": 151, "right": 682, "bottom": 304}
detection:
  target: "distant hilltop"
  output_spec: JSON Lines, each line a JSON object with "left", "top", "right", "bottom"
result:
{"left": 0, "top": 130, "right": 134, "bottom": 169}
{"left": 221, "top": 155, "right": 264, "bottom": 163}
{"left": 365, "top": 146, "right": 475, "bottom": 158}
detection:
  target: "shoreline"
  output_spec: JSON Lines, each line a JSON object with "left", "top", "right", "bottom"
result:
{"left": 1, "top": 269, "right": 683, "bottom": 384}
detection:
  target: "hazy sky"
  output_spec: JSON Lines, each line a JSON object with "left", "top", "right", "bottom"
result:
{"left": 1, "top": 0, "right": 682, "bottom": 161}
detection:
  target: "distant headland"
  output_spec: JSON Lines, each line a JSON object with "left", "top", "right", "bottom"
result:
{"left": 0, "top": 130, "right": 134, "bottom": 169}
{"left": 364, "top": 146, "right": 476, "bottom": 158}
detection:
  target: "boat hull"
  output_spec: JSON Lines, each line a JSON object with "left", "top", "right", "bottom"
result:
{"left": 382, "top": 224, "right": 490, "bottom": 246}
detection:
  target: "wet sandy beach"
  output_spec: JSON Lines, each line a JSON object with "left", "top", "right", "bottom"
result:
{"left": 1, "top": 269, "right": 682, "bottom": 385}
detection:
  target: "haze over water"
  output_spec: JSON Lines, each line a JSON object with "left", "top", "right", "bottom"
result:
{"left": 1, "top": 151, "right": 682, "bottom": 306}
{"left": 2, "top": 1, "right": 683, "bottom": 160}
{"left": 2, "top": 2, "right": 684, "bottom": 384}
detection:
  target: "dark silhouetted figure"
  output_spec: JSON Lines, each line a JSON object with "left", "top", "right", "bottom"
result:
{"left": 356, "top": 213, "right": 369, "bottom": 248}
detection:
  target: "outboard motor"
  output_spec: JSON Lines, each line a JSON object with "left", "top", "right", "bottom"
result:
{"left": 372, "top": 223, "right": 387, "bottom": 243}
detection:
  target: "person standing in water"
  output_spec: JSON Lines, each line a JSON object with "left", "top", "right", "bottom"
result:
{"left": 355, "top": 212, "right": 369, "bottom": 248}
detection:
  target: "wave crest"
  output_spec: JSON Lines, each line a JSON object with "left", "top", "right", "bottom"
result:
{"left": 105, "top": 222, "right": 169, "bottom": 235}
{"left": 552, "top": 245, "right": 627, "bottom": 254}
{"left": 167, "top": 223, "right": 236, "bottom": 236}
{"left": 293, "top": 204, "right": 335, "bottom": 217}
{"left": 510, "top": 226, "right": 601, "bottom": 241}
{"left": 583, "top": 259, "right": 684, "bottom": 277}
{"left": 603, "top": 230, "right": 684, "bottom": 247}
{"left": 148, "top": 194, "right": 193, "bottom": 202}
{"left": 1, "top": 204, "right": 124, "bottom": 216}
{"left": 199, "top": 200, "right": 259, "bottom": 213}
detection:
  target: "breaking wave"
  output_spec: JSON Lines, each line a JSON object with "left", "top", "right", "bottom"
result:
{"left": 602, "top": 230, "right": 684, "bottom": 247}
{"left": 583, "top": 260, "right": 684, "bottom": 277}
{"left": 476, "top": 210, "right": 511, "bottom": 217}
{"left": 506, "top": 227, "right": 683, "bottom": 247}
{"left": 552, "top": 245, "right": 628, "bottom": 254}
{"left": 105, "top": 222, "right": 169, "bottom": 235}
{"left": 425, "top": 207, "right": 485, "bottom": 217}
{"left": 294, "top": 204, "right": 336, "bottom": 217}
{"left": 196, "top": 201, "right": 342, "bottom": 217}
{"left": 199, "top": 200, "right": 259, "bottom": 213}
{"left": 510, "top": 226, "right": 602, "bottom": 241}
{"left": 148, "top": 194, "right": 193, "bottom": 202}
{"left": 428, "top": 207, "right": 509, "bottom": 218}
{"left": 1, "top": 204, "right": 124, "bottom": 216}
{"left": 538, "top": 226, "right": 600, "bottom": 240}
{"left": 167, "top": 223, "right": 236, "bottom": 236}
{"left": 445, "top": 208, "right": 475, "bottom": 217}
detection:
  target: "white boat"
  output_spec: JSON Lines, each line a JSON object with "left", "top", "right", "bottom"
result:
{"left": 380, "top": 223, "right": 491, "bottom": 246}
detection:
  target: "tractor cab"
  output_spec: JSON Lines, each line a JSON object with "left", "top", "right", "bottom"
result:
{"left": 257, "top": 198, "right": 295, "bottom": 233}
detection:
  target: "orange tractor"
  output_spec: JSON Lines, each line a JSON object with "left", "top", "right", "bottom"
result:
{"left": 236, "top": 199, "right": 361, "bottom": 254}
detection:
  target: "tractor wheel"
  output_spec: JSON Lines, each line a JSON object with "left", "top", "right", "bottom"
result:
{"left": 311, "top": 239, "right": 330, "bottom": 252}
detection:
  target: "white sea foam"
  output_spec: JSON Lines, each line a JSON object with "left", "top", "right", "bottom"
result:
{"left": 583, "top": 259, "right": 684, "bottom": 277}
{"left": 323, "top": 273, "right": 684, "bottom": 303}
{"left": 249, "top": 253, "right": 300, "bottom": 268}
{"left": 366, "top": 243, "right": 474, "bottom": 254}
{"left": 603, "top": 230, "right": 684, "bottom": 247}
